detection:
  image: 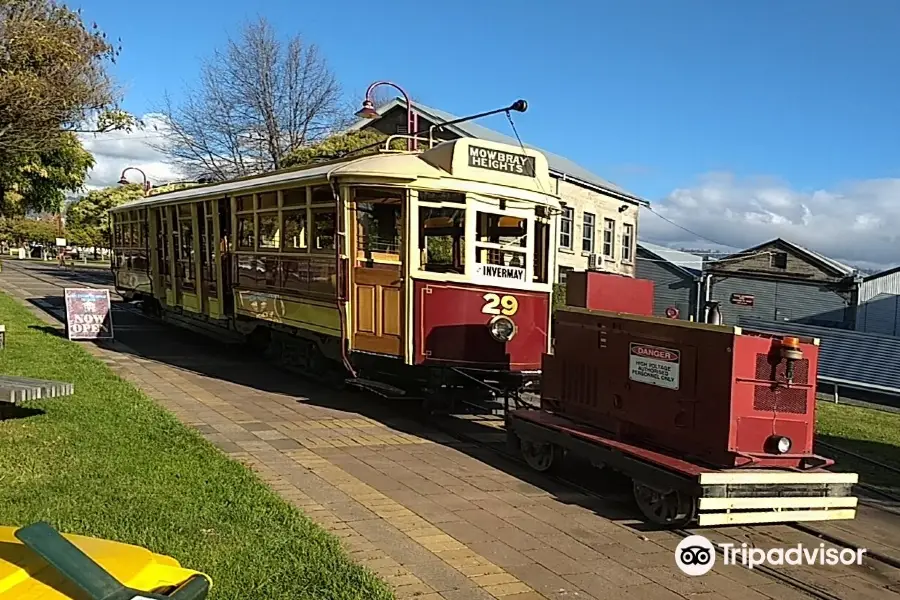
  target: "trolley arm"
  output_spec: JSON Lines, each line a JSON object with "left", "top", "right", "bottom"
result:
{"left": 14, "top": 521, "right": 210, "bottom": 600}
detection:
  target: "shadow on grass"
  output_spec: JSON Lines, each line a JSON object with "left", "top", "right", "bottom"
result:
{"left": 0, "top": 405, "right": 45, "bottom": 421}
{"left": 28, "top": 325, "right": 67, "bottom": 338}
{"left": 815, "top": 435, "right": 900, "bottom": 501}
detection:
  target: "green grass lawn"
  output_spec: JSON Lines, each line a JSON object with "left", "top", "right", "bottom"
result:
{"left": 816, "top": 401, "right": 900, "bottom": 496}
{"left": 0, "top": 291, "right": 393, "bottom": 600}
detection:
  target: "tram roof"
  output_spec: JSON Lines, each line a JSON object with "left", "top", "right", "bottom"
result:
{"left": 110, "top": 138, "right": 560, "bottom": 213}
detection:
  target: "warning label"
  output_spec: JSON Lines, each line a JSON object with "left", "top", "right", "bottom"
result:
{"left": 629, "top": 343, "right": 680, "bottom": 390}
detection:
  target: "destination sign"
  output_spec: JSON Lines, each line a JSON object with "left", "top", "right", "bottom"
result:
{"left": 468, "top": 145, "right": 536, "bottom": 177}
{"left": 474, "top": 263, "right": 526, "bottom": 283}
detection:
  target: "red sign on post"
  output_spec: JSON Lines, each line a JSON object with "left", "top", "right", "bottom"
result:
{"left": 64, "top": 288, "right": 114, "bottom": 340}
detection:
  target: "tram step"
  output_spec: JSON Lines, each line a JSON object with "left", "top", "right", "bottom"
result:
{"left": 345, "top": 378, "right": 408, "bottom": 399}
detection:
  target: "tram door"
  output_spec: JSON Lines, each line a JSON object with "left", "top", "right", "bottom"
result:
{"left": 154, "top": 207, "right": 173, "bottom": 304}
{"left": 218, "top": 198, "right": 233, "bottom": 315}
{"left": 351, "top": 187, "right": 404, "bottom": 357}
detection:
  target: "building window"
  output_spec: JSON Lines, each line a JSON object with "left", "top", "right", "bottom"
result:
{"left": 771, "top": 251, "right": 788, "bottom": 269}
{"left": 603, "top": 218, "right": 615, "bottom": 258}
{"left": 558, "top": 266, "right": 574, "bottom": 283}
{"left": 622, "top": 223, "right": 634, "bottom": 262}
{"left": 559, "top": 206, "right": 573, "bottom": 250}
{"left": 582, "top": 212, "right": 595, "bottom": 253}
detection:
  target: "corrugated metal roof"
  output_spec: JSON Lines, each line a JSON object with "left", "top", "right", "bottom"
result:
{"left": 778, "top": 239, "right": 856, "bottom": 277}
{"left": 709, "top": 237, "right": 856, "bottom": 277}
{"left": 637, "top": 240, "right": 704, "bottom": 276}
{"left": 110, "top": 139, "right": 562, "bottom": 212}
{"left": 110, "top": 153, "right": 438, "bottom": 211}
{"left": 738, "top": 316, "right": 900, "bottom": 395}
{"left": 347, "top": 98, "right": 648, "bottom": 206}
{"left": 864, "top": 264, "right": 900, "bottom": 282}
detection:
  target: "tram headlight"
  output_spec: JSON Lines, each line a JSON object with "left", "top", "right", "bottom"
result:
{"left": 488, "top": 316, "right": 516, "bottom": 342}
{"left": 765, "top": 435, "right": 792, "bottom": 454}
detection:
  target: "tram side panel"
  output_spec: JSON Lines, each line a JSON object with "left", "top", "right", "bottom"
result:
{"left": 412, "top": 280, "right": 549, "bottom": 380}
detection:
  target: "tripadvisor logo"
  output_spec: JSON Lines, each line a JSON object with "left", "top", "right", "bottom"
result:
{"left": 675, "top": 535, "right": 867, "bottom": 577}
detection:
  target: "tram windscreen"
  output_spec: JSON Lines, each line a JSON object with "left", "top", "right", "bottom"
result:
{"left": 419, "top": 206, "right": 465, "bottom": 274}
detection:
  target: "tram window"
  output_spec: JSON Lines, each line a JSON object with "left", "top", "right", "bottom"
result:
{"left": 282, "top": 187, "right": 306, "bottom": 207}
{"left": 282, "top": 209, "right": 307, "bottom": 251}
{"left": 311, "top": 185, "right": 333, "bottom": 205}
{"left": 258, "top": 191, "right": 278, "bottom": 210}
{"left": 281, "top": 258, "right": 308, "bottom": 293}
{"left": 418, "top": 206, "right": 464, "bottom": 274}
{"left": 258, "top": 214, "right": 280, "bottom": 249}
{"left": 124, "top": 224, "right": 134, "bottom": 247}
{"left": 356, "top": 193, "right": 401, "bottom": 256}
{"left": 237, "top": 215, "right": 255, "bottom": 250}
{"left": 475, "top": 211, "right": 527, "bottom": 268}
{"left": 476, "top": 213, "right": 526, "bottom": 247}
{"left": 236, "top": 195, "right": 254, "bottom": 212}
{"left": 203, "top": 203, "right": 217, "bottom": 289}
{"left": 311, "top": 209, "right": 335, "bottom": 251}
{"left": 178, "top": 220, "right": 195, "bottom": 291}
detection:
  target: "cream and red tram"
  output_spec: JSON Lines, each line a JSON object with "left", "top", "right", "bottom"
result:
{"left": 109, "top": 138, "right": 560, "bottom": 404}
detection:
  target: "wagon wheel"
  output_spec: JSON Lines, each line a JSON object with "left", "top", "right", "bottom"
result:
{"left": 632, "top": 480, "right": 696, "bottom": 528}
{"left": 521, "top": 440, "right": 556, "bottom": 472}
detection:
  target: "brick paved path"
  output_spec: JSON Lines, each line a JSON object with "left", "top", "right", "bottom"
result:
{"left": 3, "top": 262, "right": 899, "bottom": 600}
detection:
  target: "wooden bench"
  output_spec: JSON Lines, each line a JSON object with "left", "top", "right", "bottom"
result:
{"left": 0, "top": 376, "right": 74, "bottom": 404}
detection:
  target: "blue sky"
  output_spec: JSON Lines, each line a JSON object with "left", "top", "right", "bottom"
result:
{"left": 76, "top": 0, "right": 900, "bottom": 268}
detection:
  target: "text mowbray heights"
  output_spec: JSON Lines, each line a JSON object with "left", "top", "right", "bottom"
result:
{"left": 468, "top": 146, "right": 536, "bottom": 176}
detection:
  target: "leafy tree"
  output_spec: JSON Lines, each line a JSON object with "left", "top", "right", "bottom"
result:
{"left": 65, "top": 183, "right": 143, "bottom": 252}
{"left": 1, "top": 132, "right": 94, "bottom": 216}
{"left": 0, "top": 215, "right": 60, "bottom": 247}
{"left": 282, "top": 130, "right": 406, "bottom": 168}
{"left": 153, "top": 16, "right": 343, "bottom": 179}
{"left": 0, "top": 0, "right": 135, "bottom": 213}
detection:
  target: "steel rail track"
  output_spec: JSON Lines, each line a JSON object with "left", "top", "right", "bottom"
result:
{"left": 5, "top": 263, "right": 899, "bottom": 599}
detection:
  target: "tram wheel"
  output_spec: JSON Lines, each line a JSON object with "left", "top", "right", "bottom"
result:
{"left": 521, "top": 439, "right": 556, "bottom": 472}
{"left": 632, "top": 480, "right": 696, "bottom": 528}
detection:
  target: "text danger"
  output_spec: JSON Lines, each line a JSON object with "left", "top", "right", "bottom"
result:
{"left": 629, "top": 343, "right": 681, "bottom": 390}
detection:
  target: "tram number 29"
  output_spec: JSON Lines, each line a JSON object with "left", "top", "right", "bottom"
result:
{"left": 482, "top": 293, "right": 518, "bottom": 316}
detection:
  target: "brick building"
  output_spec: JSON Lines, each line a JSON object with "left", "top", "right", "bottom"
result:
{"left": 345, "top": 97, "right": 648, "bottom": 282}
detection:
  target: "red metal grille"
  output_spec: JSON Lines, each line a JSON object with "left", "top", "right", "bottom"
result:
{"left": 754, "top": 353, "right": 809, "bottom": 385}
{"left": 752, "top": 385, "right": 808, "bottom": 414}
{"left": 753, "top": 353, "right": 810, "bottom": 414}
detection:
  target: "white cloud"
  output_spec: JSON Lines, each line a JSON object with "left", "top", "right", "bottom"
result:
{"left": 639, "top": 173, "right": 900, "bottom": 273}
{"left": 76, "top": 113, "right": 184, "bottom": 192}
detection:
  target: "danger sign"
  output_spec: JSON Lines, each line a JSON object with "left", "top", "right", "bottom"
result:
{"left": 629, "top": 343, "right": 680, "bottom": 390}
{"left": 64, "top": 288, "right": 114, "bottom": 341}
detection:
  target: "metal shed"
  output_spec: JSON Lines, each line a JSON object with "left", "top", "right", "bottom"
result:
{"left": 706, "top": 238, "right": 860, "bottom": 329}
{"left": 855, "top": 265, "right": 900, "bottom": 336}
{"left": 635, "top": 241, "right": 704, "bottom": 321}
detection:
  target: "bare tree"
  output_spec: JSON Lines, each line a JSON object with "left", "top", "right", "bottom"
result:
{"left": 152, "top": 17, "right": 343, "bottom": 180}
